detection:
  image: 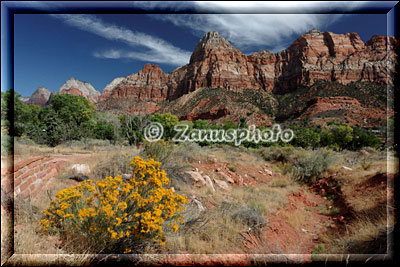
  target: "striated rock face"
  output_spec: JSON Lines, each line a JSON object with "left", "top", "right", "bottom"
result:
{"left": 97, "top": 30, "right": 396, "bottom": 122}
{"left": 26, "top": 86, "right": 51, "bottom": 106}
{"left": 249, "top": 29, "right": 396, "bottom": 93}
{"left": 59, "top": 77, "right": 101, "bottom": 103}
{"left": 99, "top": 30, "right": 395, "bottom": 103}
{"left": 99, "top": 63, "right": 169, "bottom": 103}
{"left": 174, "top": 31, "right": 259, "bottom": 96}
{"left": 101, "top": 77, "right": 125, "bottom": 94}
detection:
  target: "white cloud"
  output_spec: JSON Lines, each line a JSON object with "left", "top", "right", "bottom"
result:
{"left": 50, "top": 14, "right": 191, "bottom": 66}
{"left": 147, "top": 1, "right": 371, "bottom": 51}
{"left": 157, "top": 14, "right": 341, "bottom": 50}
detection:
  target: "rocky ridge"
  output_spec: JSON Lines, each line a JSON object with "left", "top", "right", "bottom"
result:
{"left": 24, "top": 30, "right": 396, "bottom": 126}
{"left": 59, "top": 77, "right": 101, "bottom": 103}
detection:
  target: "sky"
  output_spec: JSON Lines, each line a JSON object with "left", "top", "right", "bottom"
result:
{"left": 4, "top": 1, "right": 398, "bottom": 97}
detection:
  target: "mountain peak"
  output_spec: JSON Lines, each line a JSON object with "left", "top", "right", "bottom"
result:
{"left": 199, "top": 31, "right": 230, "bottom": 46}
{"left": 306, "top": 28, "right": 323, "bottom": 35}
{"left": 190, "top": 31, "right": 235, "bottom": 64}
{"left": 59, "top": 77, "right": 100, "bottom": 103}
{"left": 36, "top": 86, "right": 50, "bottom": 92}
{"left": 26, "top": 86, "right": 51, "bottom": 106}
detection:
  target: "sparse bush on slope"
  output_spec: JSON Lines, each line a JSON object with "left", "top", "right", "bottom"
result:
{"left": 280, "top": 148, "right": 336, "bottom": 184}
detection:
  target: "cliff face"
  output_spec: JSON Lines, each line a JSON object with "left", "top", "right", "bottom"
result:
{"left": 98, "top": 30, "right": 395, "bottom": 106}
{"left": 174, "top": 31, "right": 259, "bottom": 96}
{"left": 249, "top": 29, "right": 396, "bottom": 93}
{"left": 99, "top": 63, "right": 169, "bottom": 103}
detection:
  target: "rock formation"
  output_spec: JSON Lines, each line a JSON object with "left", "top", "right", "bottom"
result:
{"left": 99, "top": 64, "right": 169, "bottom": 103}
{"left": 25, "top": 86, "right": 51, "bottom": 106}
{"left": 59, "top": 77, "right": 101, "bottom": 103}
{"left": 25, "top": 30, "right": 396, "bottom": 127}
{"left": 99, "top": 30, "right": 395, "bottom": 105}
{"left": 249, "top": 29, "right": 396, "bottom": 93}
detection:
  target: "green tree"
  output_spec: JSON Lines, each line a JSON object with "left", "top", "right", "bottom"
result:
{"left": 222, "top": 119, "right": 236, "bottom": 130}
{"left": 37, "top": 106, "right": 66, "bottom": 147}
{"left": 193, "top": 119, "right": 209, "bottom": 129}
{"left": 93, "top": 120, "right": 115, "bottom": 141}
{"left": 119, "top": 114, "right": 149, "bottom": 145}
{"left": 349, "top": 127, "right": 381, "bottom": 150}
{"left": 1, "top": 89, "right": 26, "bottom": 136}
{"left": 92, "top": 112, "right": 121, "bottom": 143}
{"left": 291, "top": 126, "right": 321, "bottom": 148}
{"left": 50, "top": 94, "right": 96, "bottom": 126}
{"left": 49, "top": 94, "right": 96, "bottom": 140}
{"left": 151, "top": 113, "right": 179, "bottom": 140}
{"left": 321, "top": 124, "right": 353, "bottom": 150}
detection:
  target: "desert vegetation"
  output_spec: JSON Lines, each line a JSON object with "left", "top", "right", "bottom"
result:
{"left": 1, "top": 89, "right": 387, "bottom": 152}
{"left": 1, "top": 89, "right": 396, "bottom": 265}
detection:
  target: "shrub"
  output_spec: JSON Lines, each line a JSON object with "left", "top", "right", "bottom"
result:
{"left": 141, "top": 139, "right": 174, "bottom": 164}
{"left": 93, "top": 120, "right": 115, "bottom": 141}
{"left": 37, "top": 106, "right": 66, "bottom": 147}
{"left": 119, "top": 114, "right": 149, "bottom": 145}
{"left": 261, "top": 146, "right": 294, "bottom": 162}
{"left": 151, "top": 113, "right": 179, "bottom": 140}
{"left": 227, "top": 163, "right": 237, "bottom": 173}
{"left": 230, "top": 208, "right": 265, "bottom": 230}
{"left": 286, "top": 149, "right": 334, "bottom": 184}
{"left": 39, "top": 156, "right": 187, "bottom": 254}
{"left": 290, "top": 126, "right": 321, "bottom": 148}
{"left": 321, "top": 124, "right": 353, "bottom": 151}
{"left": 349, "top": 127, "right": 381, "bottom": 150}
{"left": 92, "top": 153, "right": 138, "bottom": 181}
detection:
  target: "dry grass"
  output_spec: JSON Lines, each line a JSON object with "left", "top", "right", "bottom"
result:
{"left": 229, "top": 184, "right": 297, "bottom": 216}
{"left": 8, "top": 138, "right": 398, "bottom": 259}
{"left": 322, "top": 211, "right": 390, "bottom": 254}
{"left": 161, "top": 211, "right": 245, "bottom": 254}
{"left": 13, "top": 138, "right": 135, "bottom": 161}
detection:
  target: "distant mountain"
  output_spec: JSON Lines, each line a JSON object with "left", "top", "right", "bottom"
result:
{"left": 59, "top": 77, "right": 101, "bottom": 103}
{"left": 25, "top": 86, "right": 51, "bottom": 106}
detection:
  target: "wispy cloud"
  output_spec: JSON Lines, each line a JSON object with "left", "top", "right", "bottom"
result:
{"left": 50, "top": 14, "right": 191, "bottom": 66}
{"left": 146, "top": 1, "right": 370, "bottom": 51}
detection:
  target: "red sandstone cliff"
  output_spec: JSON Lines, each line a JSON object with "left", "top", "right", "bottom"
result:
{"left": 98, "top": 30, "right": 396, "bottom": 104}
{"left": 99, "top": 63, "right": 169, "bottom": 103}
{"left": 248, "top": 29, "right": 396, "bottom": 93}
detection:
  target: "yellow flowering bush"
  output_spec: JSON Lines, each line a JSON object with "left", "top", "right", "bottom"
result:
{"left": 39, "top": 156, "right": 187, "bottom": 253}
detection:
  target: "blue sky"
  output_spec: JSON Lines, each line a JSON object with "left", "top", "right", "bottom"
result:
{"left": 6, "top": 1, "right": 397, "bottom": 97}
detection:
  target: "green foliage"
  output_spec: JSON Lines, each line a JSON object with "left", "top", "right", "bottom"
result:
{"left": 119, "top": 114, "right": 149, "bottom": 145}
{"left": 290, "top": 126, "right": 321, "bottom": 148}
{"left": 222, "top": 119, "right": 236, "bottom": 130}
{"left": 1, "top": 89, "right": 26, "bottom": 136}
{"left": 320, "top": 124, "right": 353, "bottom": 151}
{"left": 50, "top": 94, "right": 96, "bottom": 126}
{"left": 312, "top": 244, "right": 325, "bottom": 254}
{"left": 141, "top": 139, "right": 174, "bottom": 164}
{"left": 285, "top": 149, "right": 334, "bottom": 184}
{"left": 192, "top": 119, "right": 209, "bottom": 129}
{"left": 93, "top": 120, "right": 114, "bottom": 141}
{"left": 37, "top": 106, "right": 66, "bottom": 147}
{"left": 151, "top": 113, "right": 179, "bottom": 140}
{"left": 349, "top": 127, "right": 381, "bottom": 150}
{"left": 238, "top": 117, "right": 247, "bottom": 128}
